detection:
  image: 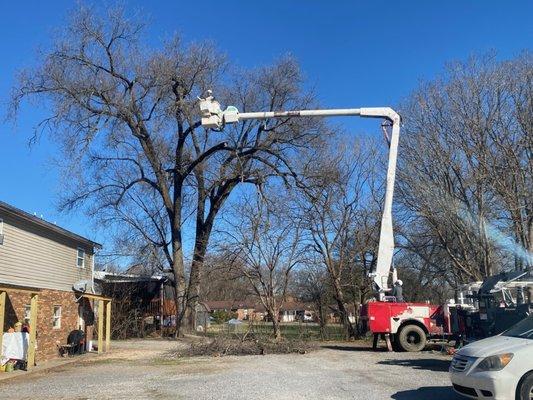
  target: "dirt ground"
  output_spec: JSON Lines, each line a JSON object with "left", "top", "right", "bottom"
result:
{"left": 0, "top": 339, "right": 462, "bottom": 400}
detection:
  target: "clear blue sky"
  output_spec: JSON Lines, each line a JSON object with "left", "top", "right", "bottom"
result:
{"left": 1, "top": 0, "right": 532, "bottom": 249}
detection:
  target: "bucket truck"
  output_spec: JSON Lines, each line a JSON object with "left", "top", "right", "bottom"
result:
{"left": 198, "top": 92, "right": 452, "bottom": 352}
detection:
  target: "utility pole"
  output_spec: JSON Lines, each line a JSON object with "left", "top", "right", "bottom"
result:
{"left": 199, "top": 92, "right": 401, "bottom": 300}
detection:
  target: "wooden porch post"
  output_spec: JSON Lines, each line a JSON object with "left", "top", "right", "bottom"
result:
{"left": 27, "top": 293, "right": 38, "bottom": 369}
{"left": 0, "top": 291, "right": 5, "bottom": 356}
{"left": 105, "top": 300, "right": 111, "bottom": 352}
{"left": 98, "top": 299, "right": 104, "bottom": 354}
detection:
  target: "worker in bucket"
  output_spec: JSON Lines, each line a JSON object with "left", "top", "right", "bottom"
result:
{"left": 392, "top": 280, "right": 404, "bottom": 302}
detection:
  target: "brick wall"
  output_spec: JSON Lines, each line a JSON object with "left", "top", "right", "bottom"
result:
{"left": 2, "top": 289, "right": 94, "bottom": 363}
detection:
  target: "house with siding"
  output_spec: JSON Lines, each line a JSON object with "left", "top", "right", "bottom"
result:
{"left": 0, "top": 201, "right": 111, "bottom": 367}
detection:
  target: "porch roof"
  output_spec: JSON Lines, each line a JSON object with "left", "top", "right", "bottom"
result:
{"left": 0, "top": 283, "right": 42, "bottom": 294}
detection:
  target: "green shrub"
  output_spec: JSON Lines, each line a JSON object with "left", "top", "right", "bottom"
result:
{"left": 212, "top": 310, "right": 237, "bottom": 324}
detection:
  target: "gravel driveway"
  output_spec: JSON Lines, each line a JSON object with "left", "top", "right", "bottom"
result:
{"left": 0, "top": 340, "right": 462, "bottom": 400}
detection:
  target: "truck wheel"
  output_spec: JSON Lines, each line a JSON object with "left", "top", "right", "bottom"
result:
{"left": 517, "top": 372, "right": 533, "bottom": 400}
{"left": 397, "top": 325, "right": 427, "bottom": 352}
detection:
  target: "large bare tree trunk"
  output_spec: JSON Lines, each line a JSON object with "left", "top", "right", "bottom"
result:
{"left": 186, "top": 191, "right": 227, "bottom": 331}
{"left": 186, "top": 235, "right": 207, "bottom": 330}
{"left": 172, "top": 238, "right": 187, "bottom": 337}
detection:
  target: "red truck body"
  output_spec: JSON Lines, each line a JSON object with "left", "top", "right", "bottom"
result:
{"left": 360, "top": 301, "right": 450, "bottom": 336}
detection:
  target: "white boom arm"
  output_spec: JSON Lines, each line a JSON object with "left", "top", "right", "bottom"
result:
{"left": 199, "top": 93, "right": 401, "bottom": 299}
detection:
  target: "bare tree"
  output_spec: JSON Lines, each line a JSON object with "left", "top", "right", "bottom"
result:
{"left": 398, "top": 52, "right": 533, "bottom": 284}
{"left": 297, "top": 138, "right": 381, "bottom": 338}
{"left": 221, "top": 193, "right": 304, "bottom": 340}
{"left": 10, "top": 5, "right": 321, "bottom": 335}
{"left": 201, "top": 254, "right": 251, "bottom": 302}
{"left": 293, "top": 262, "right": 330, "bottom": 339}
{"left": 392, "top": 251, "right": 453, "bottom": 304}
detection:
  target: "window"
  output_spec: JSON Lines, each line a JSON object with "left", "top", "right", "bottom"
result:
{"left": 24, "top": 304, "right": 31, "bottom": 322}
{"left": 53, "top": 306, "right": 62, "bottom": 329}
{"left": 77, "top": 247, "right": 85, "bottom": 268}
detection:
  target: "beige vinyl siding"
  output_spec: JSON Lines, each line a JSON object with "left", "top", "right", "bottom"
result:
{"left": 0, "top": 212, "right": 93, "bottom": 292}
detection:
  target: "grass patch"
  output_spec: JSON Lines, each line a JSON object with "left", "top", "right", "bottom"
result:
{"left": 88, "top": 357, "right": 132, "bottom": 365}
{"left": 152, "top": 357, "right": 184, "bottom": 366}
{"left": 206, "top": 322, "right": 346, "bottom": 341}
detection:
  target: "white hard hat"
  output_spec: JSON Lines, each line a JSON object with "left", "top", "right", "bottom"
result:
{"left": 396, "top": 280, "right": 403, "bottom": 286}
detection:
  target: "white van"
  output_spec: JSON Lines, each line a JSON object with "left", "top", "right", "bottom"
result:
{"left": 450, "top": 315, "right": 533, "bottom": 400}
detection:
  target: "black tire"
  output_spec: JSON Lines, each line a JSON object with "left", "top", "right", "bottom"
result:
{"left": 397, "top": 324, "right": 427, "bottom": 352}
{"left": 517, "top": 372, "right": 533, "bottom": 400}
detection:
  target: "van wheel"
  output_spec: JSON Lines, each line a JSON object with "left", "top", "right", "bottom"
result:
{"left": 517, "top": 372, "right": 533, "bottom": 400}
{"left": 397, "top": 325, "right": 427, "bottom": 352}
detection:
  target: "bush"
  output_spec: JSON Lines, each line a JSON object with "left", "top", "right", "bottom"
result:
{"left": 212, "top": 310, "right": 237, "bottom": 324}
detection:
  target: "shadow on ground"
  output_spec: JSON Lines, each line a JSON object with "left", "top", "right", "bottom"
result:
{"left": 377, "top": 358, "right": 451, "bottom": 372}
{"left": 321, "top": 345, "right": 389, "bottom": 352}
{"left": 391, "top": 386, "right": 461, "bottom": 400}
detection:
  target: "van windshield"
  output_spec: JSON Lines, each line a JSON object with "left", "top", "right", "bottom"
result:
{"left": 501, "top": 317, "right": 533, "bottom": 340}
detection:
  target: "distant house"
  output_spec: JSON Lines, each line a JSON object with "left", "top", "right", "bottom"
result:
{"left": 205, "top": 300, "right": 315, "bottom": 323}
{"left": 279, "top": 302, "right": 315, "bottom": 322}
{"left": 0, "top": 201, "right": 110, "bottom": 366}
{"left": 204, "top": 300, "right": 256, "bottom": 321}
